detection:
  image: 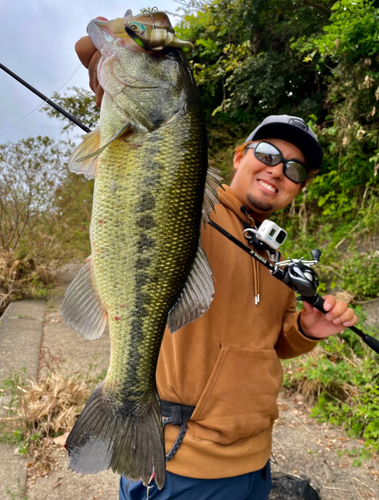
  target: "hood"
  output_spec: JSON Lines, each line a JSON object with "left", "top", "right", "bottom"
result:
{"left": 218, "top": 185, "right": 256, "bottom": 226}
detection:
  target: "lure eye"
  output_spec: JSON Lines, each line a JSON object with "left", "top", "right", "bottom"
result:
{"left": 128, "top": 22, "right": 146, "bottom": 35}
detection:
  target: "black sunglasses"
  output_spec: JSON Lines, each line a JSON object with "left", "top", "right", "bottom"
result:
{"left": 245, "top": 141, "right": 309, "bottom": 184}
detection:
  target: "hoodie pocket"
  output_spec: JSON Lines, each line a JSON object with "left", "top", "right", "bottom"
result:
{"left": 189, "top": 346, "right": 283, "bottom": 445}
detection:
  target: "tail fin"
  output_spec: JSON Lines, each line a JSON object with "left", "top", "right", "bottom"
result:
{"left": 65, "top": 385, "right": 166, "bottom": 489}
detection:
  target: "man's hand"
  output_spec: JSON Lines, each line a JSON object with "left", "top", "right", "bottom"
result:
{"left": 75, "top": 17, "right": 107, "bottom": 108}
{"left": 299, "top": 295, "right": 358, "bottom": 339}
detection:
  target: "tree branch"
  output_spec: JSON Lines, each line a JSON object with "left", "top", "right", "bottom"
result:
{"left": 303, "top": 0, "right": 333, "bottom": 15}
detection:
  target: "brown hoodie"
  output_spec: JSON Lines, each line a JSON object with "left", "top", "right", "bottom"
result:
{"left": 156, "top": 185, "right": 319, "bottom": 479}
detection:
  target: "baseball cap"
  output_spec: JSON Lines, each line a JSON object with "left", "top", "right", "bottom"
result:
{"left": 245, "top": 115, "right": 323, "bottom": 171}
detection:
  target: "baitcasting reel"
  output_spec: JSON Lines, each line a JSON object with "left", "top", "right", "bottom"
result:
{"left": 273, "top": 249, "right": 321, "bottom": 297}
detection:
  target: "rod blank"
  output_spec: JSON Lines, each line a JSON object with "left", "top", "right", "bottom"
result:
{"left": 0, "top": 62, "right": 91, "bottom": 134}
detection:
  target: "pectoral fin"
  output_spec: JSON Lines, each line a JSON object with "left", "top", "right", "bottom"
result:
{"left": 61, "top": 258, "right": 107, "bottom": 339}
{"left": 68, "top": 130, "right": 101, "bottom": 179}
{"left": 167, "top": 244, "right": 214, "bottom": 334}
{"left": 68, "top": 124, "right": 131, "bottom": 179}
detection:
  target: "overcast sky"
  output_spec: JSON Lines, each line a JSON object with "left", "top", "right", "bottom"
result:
{"left": 0, "top": 0, "right": 183, "bottom": 145}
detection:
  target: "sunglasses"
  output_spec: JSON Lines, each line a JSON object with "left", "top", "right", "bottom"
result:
{"left": 245, "top": 141, "right": 309, "bottom": 184}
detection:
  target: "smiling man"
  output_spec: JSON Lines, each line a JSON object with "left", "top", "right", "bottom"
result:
{"left": 231, "top": 116, "right": 321, "bottom": 218}
{"left": 126, "top": 115, "right": 358, "bottom": 499}
{"left": 75, "top": 35, "right": 357, "bottom": 500}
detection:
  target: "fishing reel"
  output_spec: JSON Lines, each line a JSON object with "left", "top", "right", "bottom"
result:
{"left": 272, "top": 249, "right": 322, "bottom": 297}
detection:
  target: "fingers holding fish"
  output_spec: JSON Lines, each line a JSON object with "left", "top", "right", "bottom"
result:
{"left": 75, "top": 31, "right": 104, "bottom": 107}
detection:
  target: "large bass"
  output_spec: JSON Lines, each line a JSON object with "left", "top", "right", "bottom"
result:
{"left": 61, "top": 9, "right": 220, "bottom": 489}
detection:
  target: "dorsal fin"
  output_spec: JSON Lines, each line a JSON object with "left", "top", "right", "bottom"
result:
{"left": 201, "top": 166, "right": 224, "bottom": 225}
{"left": 167, "top": 244, "right": 214, "bottom": 333}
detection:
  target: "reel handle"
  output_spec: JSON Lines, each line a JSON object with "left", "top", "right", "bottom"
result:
{"left": 298, "top": 294, "right": 379, "bottom": 355}
{"left": 311, "top": 249, "right": 322, "bottom": 262}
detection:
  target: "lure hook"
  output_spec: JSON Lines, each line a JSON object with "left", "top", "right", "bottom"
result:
{"left": 142, "top": 7, "right": 157, "bottom": 28}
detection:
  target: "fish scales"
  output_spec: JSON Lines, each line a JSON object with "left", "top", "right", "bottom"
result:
{"left": 94, "top": 85, "right": 206, "bottom": 401}
{"left": 61, "top": 15, "right": 213, "bottom": 490}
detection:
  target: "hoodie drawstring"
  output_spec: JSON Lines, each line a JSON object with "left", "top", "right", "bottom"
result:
{"left": 240, "top": 206, "right": 260, "bottom": 306}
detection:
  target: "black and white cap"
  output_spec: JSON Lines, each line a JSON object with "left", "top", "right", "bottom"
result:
{"left": 246, "top": 115, "right": 323, "bottom": 171}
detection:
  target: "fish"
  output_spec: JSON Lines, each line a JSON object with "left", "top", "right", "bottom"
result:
{"left": 60, "top": 10, "right": 221, "bottom": 489}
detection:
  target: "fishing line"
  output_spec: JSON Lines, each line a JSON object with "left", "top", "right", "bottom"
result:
{"left": 0, "top": 63, "right": 83, "bottom": 139}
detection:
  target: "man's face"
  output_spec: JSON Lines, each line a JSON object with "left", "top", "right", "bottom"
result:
{"left": 230, "top": 138, "right": 305, "bottom": 221}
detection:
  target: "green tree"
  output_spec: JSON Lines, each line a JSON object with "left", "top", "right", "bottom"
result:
{"left": 176, "top": 0, "right": 333, "bottom": 128}
{"left": 293, "top": 0, "right": 379, "bottom": 223}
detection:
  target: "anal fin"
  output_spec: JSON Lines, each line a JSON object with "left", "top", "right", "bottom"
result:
{"left": 167, "top": 244, "right": 214, "bottom": 333}
{"left": 61, "top": 259, "right": 107, "bottom": 340}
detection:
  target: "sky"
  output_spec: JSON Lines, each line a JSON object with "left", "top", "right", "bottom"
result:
{"left": 0, "top": 0, "right": 183, "bottom": 145}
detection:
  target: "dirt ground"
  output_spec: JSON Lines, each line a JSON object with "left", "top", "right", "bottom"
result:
{"left": 25, "top": 263, "right": 378, "bottom": 500}
{"left": 271, "top": 394, "right": 378, "bottom": 499}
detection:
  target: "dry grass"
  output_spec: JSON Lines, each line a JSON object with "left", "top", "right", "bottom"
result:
{"left": 0, "top": 367, "right": 90, "bottom": 479}
{"left": 23, "top": 372, "right": 89, "bottom": 438}
{"left": 0, "top": 250, "right": 56, "bottom": 313}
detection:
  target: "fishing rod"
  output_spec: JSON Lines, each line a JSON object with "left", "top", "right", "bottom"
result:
{"left": 3, "top": 60, "right": 377, "bottom": 354}
{"left": 208, "top": 219, "right": 379, "bottom": 356}
{"left": 0, "top": 62, "right": 91, "bottom": 134}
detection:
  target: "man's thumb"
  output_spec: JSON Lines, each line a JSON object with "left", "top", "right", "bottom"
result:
{"left": 301, "top": 300, "right": 314, "bottom": 316}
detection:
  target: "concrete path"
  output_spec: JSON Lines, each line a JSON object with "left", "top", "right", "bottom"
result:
{"left": 0, "top": 300, "right": 45, "bottom": 500}
{"left": 0, "top": 263, "right": 119, "bottom": 500}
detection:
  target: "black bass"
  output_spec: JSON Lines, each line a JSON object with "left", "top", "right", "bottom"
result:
{"left": 61, "top": 10, "right": 220, "bottom": 489}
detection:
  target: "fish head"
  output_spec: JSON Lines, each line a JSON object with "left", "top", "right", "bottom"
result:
{"left": 87, "top": 12, "right": 197, "bottom": 133}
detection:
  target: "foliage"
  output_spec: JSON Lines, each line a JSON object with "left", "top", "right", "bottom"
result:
{"left": 175, "top": 0, "right": 332, "bottom": 130}
{"left": 291, "top": 0, "right": 379, "bottom": 221}
{"left": 283, "top": 315, "right": 379, "bottom": 452}
{"left": 0, "top": 137, "right": 69, "bottom": 253}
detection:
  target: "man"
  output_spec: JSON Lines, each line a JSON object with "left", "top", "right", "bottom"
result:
{"left": 75, "top": 34, "right": 357, "bottom": 500}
